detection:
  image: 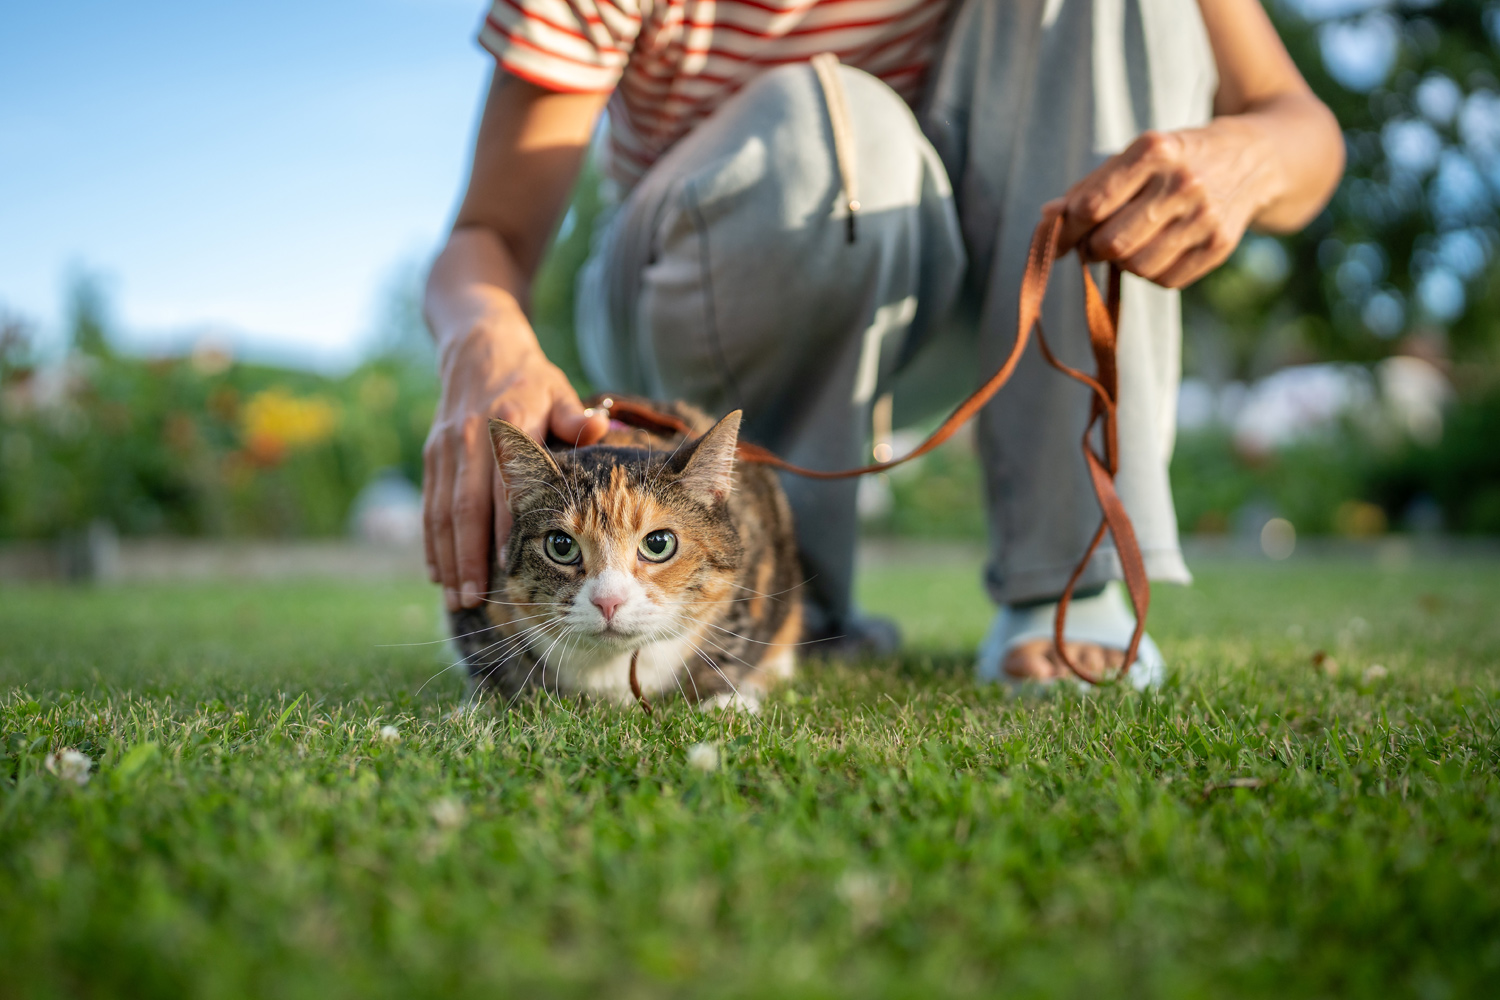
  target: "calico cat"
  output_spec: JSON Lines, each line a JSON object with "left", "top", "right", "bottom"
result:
{"left": 450, "top": 399, "right": 803, "bottom": 711}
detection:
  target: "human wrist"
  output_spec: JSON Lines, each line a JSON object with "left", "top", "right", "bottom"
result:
{"left": 1215, "top": 96, "right": 1336, "bottom": 233}
{"left": 425, "top": 227, "right": 539, "bottom": 372}
{"left": 435, "top": 301, "right": 540, "bottom": 380}
{"left": 1218, "top": 116, "right": 1288, "bottom": 219}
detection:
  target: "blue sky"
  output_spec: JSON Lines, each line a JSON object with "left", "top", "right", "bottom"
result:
{"left": 1, "top": 1, "right": 492, "bottom": 369}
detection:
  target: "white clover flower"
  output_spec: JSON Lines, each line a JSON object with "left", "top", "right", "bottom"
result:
{"left": 377, "top": 725, "right": 401, "bottom": 745}
{"left": 429, "top": 797, "right": 466, "bottom": 830}
{"left": 686, "top": 742, "right": 720, "bottom": 773}
{"left": 1363, "top": 664, "right": 1389, "bottom": 682}
{"left": 45, "top": 748, "right": 93, "bottom": 786}
{"left": 837, "top": 871, "right": 888, "bottom": 933}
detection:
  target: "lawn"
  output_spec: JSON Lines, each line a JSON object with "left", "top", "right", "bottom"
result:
{"left": 2, "top": 557, "right": 1498, "bottom": 999}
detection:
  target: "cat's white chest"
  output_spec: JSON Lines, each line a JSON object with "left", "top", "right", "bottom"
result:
{"left": 551, "top": 633, "right": 696, "bottom": 705}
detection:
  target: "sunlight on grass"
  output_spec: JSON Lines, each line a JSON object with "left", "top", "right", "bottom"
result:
{"left": 3, "top": 560, "right": 1499, "bottom": 998}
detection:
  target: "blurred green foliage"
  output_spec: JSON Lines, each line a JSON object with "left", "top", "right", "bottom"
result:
{"left": 1371, "top": 384, "right": 1500, "bottom": 533}
{"left": 1191, "top": 1, "right": 1500, "bottom": 375}
{"left": 860, "top": 442, "right": 987, "bottom": 540}
{"left": 863, "top": 378, "right": 1500, "bottom": 542}
{"left": 0, "top": 277, "right": 438, "bottom": 540}
{"left": 1170, "top": 429, "right": 1378, "bottom": 538}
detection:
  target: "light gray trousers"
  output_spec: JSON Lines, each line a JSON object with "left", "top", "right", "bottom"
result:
{"left": 577, "top": 0, "right": 1216, "bottom": 630}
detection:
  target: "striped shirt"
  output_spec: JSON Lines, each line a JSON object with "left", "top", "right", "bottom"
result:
{"left": 478, "top": 0, "right": 950, "bottom": 189}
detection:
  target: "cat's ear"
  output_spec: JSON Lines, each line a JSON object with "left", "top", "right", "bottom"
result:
{"left": 675, "top": 410, "right": 741, "bottom": 505}
{"left": 489, "top": 419, "right": 563, "bottom": 493}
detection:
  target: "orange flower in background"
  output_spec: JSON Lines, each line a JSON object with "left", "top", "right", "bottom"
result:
{"left": 240, "top": 387, "right": 338, "bottom": 467}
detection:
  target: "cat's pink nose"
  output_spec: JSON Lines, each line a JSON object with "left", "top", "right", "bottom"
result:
{"left": 592, "top": 593, "right": 624, "bottom": 623}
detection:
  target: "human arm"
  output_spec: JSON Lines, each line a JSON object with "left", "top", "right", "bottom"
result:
{"left": 1050, "top": 0, "right": 1344, "bottom": 288}
{"left": 423, "top": 72, "right": 611, "bottom": 611}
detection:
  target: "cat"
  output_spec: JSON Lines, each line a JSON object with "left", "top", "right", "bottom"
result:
{"left": 449, "top": 399, "right": 803, "bottom": 712}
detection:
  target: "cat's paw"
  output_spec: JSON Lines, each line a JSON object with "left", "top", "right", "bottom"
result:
{"left": 697, "top": 691, "right": 762, "bottom": 715}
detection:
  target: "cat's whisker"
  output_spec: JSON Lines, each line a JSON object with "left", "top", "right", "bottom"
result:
{"left": 678, "top": 637, "right": 773, "bottom": 730}
{"left": 725, "top": 578, "right": 811, "bottom": 602}
{"left": 477, "top": 620, "right": 561, "bottom": 711}
{"left": 395, "top": 608, "right": 559, "bottom": 651}
{"left": 679, "top": 628, "right": 787, "bottom": 718}
{"left": 676, "top": 641, "right": 703, "bottom": 703}
{"left": 447, "top": 634, "right": 552, "bottom": 707}
{"left": 426, "top": 631, "right": 524, "bottom": 704}
{"left": 376, "top": 619, "right": 506, "bottom": 648}
{"left": 476, "top": 622, "right": 571, "bottom": 678}
{"left": 457, "top": 618, "right": 568, "bottom": 696}
{"left": 502, "top": 658, "right": 546, "bottom": 713}
{"left": 468, "top": 615, "right": 561, "bottom": 657}
{"left": 660, "top": 622, "right": 749, "bottom": 700}
{"left": 672, "top": 613, "right": 784, "bottom": 648}
{"left": 497, "top": 620, "right": 581, "bottom": 713}
{"left": 525, "top": 626, "right": 586, "bottom": 718}
{"left": 675, "top": 607, "right": 824, "bottom": 651}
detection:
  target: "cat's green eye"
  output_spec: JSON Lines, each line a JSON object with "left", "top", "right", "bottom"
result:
{"left": 544, "top": 531, "right": 581, "bottom": 565}
{"left": 639, "top": 529, "right": 678, "bottom": 563}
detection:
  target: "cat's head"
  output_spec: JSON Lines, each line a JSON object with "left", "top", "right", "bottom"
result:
{"left": 488, "top": 412, "right": 745, "bottom": 651}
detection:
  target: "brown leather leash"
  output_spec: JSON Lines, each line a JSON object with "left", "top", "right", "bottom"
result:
{"left": 587, "top": 211, "right": 1150, "bottom": 686}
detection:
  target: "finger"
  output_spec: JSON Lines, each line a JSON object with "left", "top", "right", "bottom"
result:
{"left": 1115, "top": 210, "right": 1212, "bottom": 280}
{"left": 492, "top": 463, "right": 512, "bottom": 573}
{"left": 549, "top": 396, "right": 609, "bottom": 449}
{"left": 1057, "top": 132, "right": 1175, "bottom": 251}
{"left": 452, "top": 418, "right": 495, "bottom": 610}
{"left": 1142, "top": 205, "right": 1240, "bottom": 288}
{"left": 1083, "top": 175, "right": 1186, "bottom": 264}
{"left": 1154, "top": 237, "right": 1235, "bottom": 289}
{"left": 427, "top": 441, "right": 462, "bottom": 612}
{"left": 512, "top": 403, "right": 551, "bottom": 446}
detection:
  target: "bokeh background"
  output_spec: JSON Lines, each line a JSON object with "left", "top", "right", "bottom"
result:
{"left": 4, "top": 0, "right": 1500, "bottom": 577}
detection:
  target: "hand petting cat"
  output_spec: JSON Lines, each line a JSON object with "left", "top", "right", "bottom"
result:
{"left": 423, "top": 312, "right": 607, "bottom": 614}
{"left": 420, "top": 235, "right": 606, "bottom": 614}
{"left": 421, "top": 83, "right": 612, "bottom": 616}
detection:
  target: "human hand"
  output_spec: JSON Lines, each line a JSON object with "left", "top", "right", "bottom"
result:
{"left": 1046, "top": 121, "right": 1280, "bottom": 289}
{"left": 422, "top": 320, "right": 607, "bottom": 611}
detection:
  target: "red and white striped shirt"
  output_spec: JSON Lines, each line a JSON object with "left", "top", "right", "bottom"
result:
{"left": 478, "top": 0, "right": 950, "bottom": 189}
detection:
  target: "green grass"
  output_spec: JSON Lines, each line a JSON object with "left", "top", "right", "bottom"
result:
{"left": 3, "top": 559, "right": 1499, "bottom": 999}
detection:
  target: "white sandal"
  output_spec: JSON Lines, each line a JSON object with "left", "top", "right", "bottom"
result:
{"left": 975, "top": 582, "right": 1165, "bottom": 691}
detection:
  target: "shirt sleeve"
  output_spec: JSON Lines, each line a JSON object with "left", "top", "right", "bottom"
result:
{"left": 478, "top": 0, "right": 644, "bottom": 93}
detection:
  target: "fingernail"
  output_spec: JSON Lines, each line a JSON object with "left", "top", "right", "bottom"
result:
{"left": 443, "top": 587, "right": 459, "bottom": 612}
{"left": 461, "top": 581, "right": 481, "bottom": 607}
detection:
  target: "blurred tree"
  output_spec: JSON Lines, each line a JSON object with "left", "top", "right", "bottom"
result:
{"left": 366, "top": 258, "right": 436, "bottom": 373}
{"left": 1190, "top": 0, "right": 1500, "bottom": 377}
{"left": 0, "top": 309, "right": 34, "bottom": 378}
{"left": 65, "top": 271, "right": 114, "bottom": 359}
